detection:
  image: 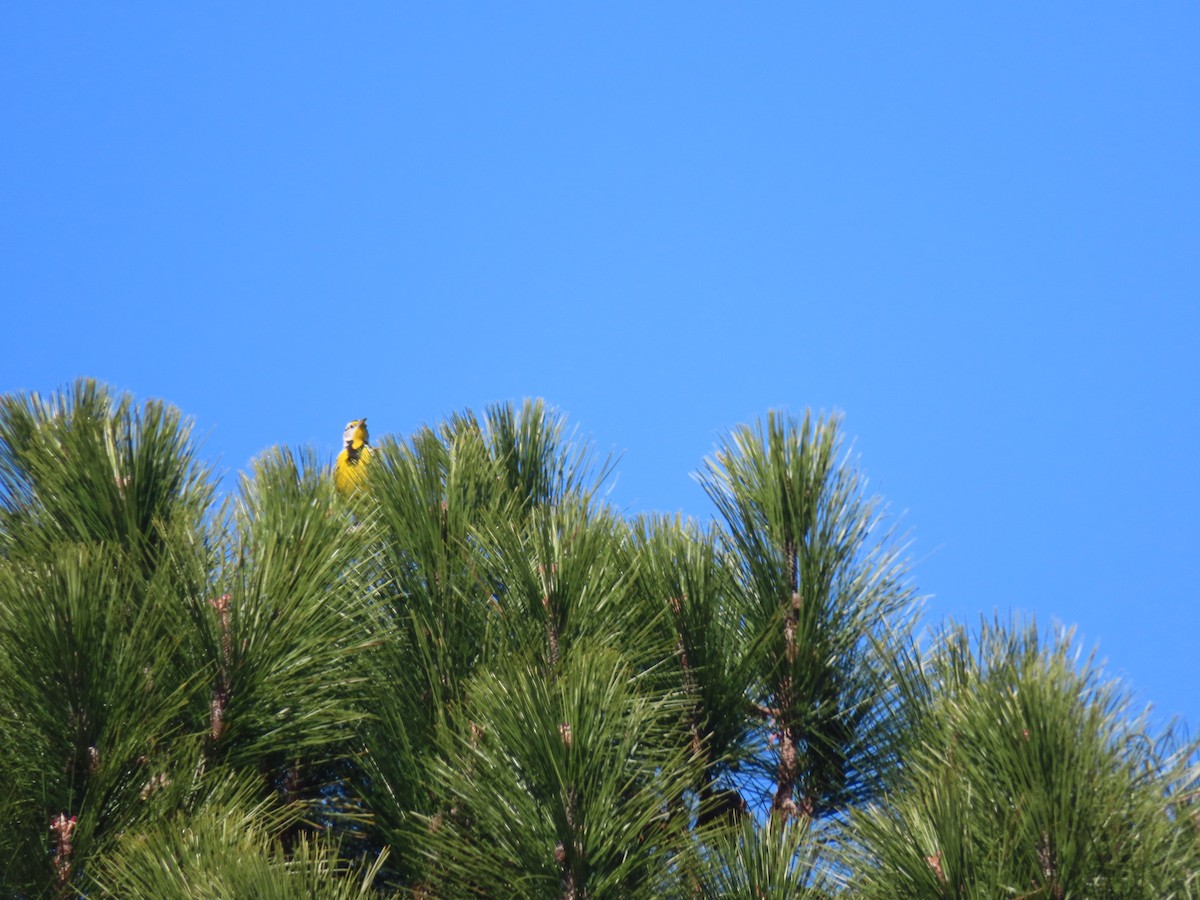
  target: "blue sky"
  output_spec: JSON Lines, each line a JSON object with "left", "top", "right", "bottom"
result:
{"left": 4, "top": 5, "right": 1198, "bottom": 726}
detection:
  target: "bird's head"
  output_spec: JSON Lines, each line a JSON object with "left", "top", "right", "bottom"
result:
{"left": 343, "top": 418, "right": 369, "bottom": 450}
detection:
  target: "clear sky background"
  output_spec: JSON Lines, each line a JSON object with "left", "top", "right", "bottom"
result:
{"left": 3, "top": 6, "right": 1197, "bottom": 726}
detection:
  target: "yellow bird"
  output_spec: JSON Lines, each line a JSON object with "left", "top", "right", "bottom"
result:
{"left": 334, "top": 418, "right": 372, "bottom": 495}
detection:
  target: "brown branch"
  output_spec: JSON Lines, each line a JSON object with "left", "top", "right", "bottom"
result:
{"left": 749, "top": 702, "right": 781, "bottom": 719}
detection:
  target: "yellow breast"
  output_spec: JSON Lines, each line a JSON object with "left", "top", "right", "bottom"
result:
{"left": 334, "top": 444, "right": 371, "bottom": 495}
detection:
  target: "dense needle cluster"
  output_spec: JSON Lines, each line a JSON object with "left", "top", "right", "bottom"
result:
{"left": 0, "top": 380, "right": 1195, "bottom": 898}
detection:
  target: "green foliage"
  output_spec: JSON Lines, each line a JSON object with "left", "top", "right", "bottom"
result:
{"left": 699, "top": 411, "right": 919, "bottom": 817}
{"left": 415, "top": 647, "right": 699, "bottom": 897}
{"left": 213, "top": 447, "right": 376, "bottom": 773}
{"left": 686, "top": 816, "right": 837, "bottom": 898}
{"left": 357, "top": 400, "right": 611, "bottom": 748}
{"left": 0, "top": 381, "right": 1194, "bottom": 897}
{"left": 0, "top": 541, "right": 205, "bottom": 891}
{"left": 631, "top": 515, "right": 761, "bottom": 801}
{"left": 89, "top": 778, "right": 393, "bottom": 899}
{"left": 0, "top": 381, "right": 218, "bottom": 894}
{"left": 0, "top": 378, "right": 214, "bottom": 568}
{"left": 0, "top": 382, "right": 384, "bottom": 896}
{"left": 847, "top": 619, "right": 1200, "bottom": 899}
{"left": 471, "top": 501, "right": 645, "bottom": 668}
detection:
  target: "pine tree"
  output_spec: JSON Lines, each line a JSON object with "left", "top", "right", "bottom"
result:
{"left": 0, "top": 381, "right": 388, "bottom": 897}
{"left": 697, "top": 411, "right": 920, "bottom": 821}
{"left": 1, "top": 381, "right": 1195, "bottom": 897}
{"left": 846, "top": 619, "right": 1200, "bottom": 899}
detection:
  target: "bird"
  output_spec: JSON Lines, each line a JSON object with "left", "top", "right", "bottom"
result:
{"left": 334, "top": 418, "right": 372, "bottom": 495}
